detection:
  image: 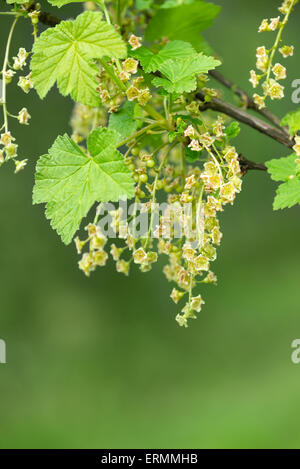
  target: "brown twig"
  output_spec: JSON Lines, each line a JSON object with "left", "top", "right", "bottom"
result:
{"left": 238, "top": 154, "right": 267, "bottom": 175}
{"left": 208, "top": 70, "right": 289, "bottom": 133}
{"left": 196, "top": 91, "right": 295, "bottom": 149}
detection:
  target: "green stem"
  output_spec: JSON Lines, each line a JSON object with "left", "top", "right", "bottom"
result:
{"left": 118, "top": 123, "right": 158, "bottom": 147}
{"left": 143, "top": 104, "right": 167, "bottom": 124}
{"left": 98, "top": 57, "right": 126, "bottom": 91}
{"left": 1, "top": 17, "right": 18, "bottom": 133}
{"left": 265, "top": 0, "right": 296, "bottom": 89}
{"left": 116, "top": 0, "right": 121, "bottom": 25}
{"left": 98, "top": 0, "right": 111, "bottom": 24}
{"left": 144, "top": 141, "right": 178, "bottom": 249}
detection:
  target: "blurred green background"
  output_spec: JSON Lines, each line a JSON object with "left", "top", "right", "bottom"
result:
{"left": 0, "top": 0, "right": 300, "bottom": 449}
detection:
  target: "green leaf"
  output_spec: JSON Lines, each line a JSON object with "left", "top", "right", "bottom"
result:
{"left": 136, "top": 0, "right": 153, "bottom": 8}
{"left": 266, "top": 154, "right": 299, "bottom": 182}
{"left": 273, "top": 178, "right": 300, "bottom": 210}
{"left": 152, "top": 54, "right": 220, "bottom": 93}
{"left": 145, "top": 1, "right": 221, "bottom": 54}
{"left": 281, "top": 109, "right": 300, "bottom": 136}
{"left": 5, "top": 0, "right": 24, "bottom": 3}
{"left": 108, "top": 102, "right": 139, "bottom": 142}
{"left": 185, "top": 146, "right": 202, "bottom": 162}
{"left": 225, "top": 121, "right": 240, "bottom": 140}
{"left": 132, "top": 40, "right": 197, "bottom": 73}
{"left": 33, "top": 128, "right": 135, "bottom": 244}
{"left": 31, "top": 11, "right": 127, "bottom": 106}
{"left": 160, "top": 0, "right": 195, "bottom": 7}
{"left": 47, "top": 0, "right": 85, "bottom": 6}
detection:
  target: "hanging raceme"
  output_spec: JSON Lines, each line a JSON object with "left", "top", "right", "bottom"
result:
{"left": 0, "top": 0, "right": 299, "bottom": 326}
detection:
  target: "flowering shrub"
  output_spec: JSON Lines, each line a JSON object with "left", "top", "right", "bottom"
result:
{"left": 0, "top": 0, "right": 299, "bottom": 326}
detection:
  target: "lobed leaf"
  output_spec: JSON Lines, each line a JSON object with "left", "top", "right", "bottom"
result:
{"left": 31, "top": 11, "right": 127, "bottom": 106}
{"left": 266, "top": 154, "right": 299, "bottom": 182}
{"left": 281, "top": 109, "right": 300, "bottom": 136}
{"left": 33, "top": 128, "right": 135, "bottom": 244}
{"left": 273, "top": 178, "right": 300, "bottom": 210}
{"left": 132, "top": 40, "right": 197, "bottom": 74}
{"left": 152, "top": 54, "right": 221, "bottom": 93}
{"left": 145, "top": 1, "right": 221, "bottom": 54}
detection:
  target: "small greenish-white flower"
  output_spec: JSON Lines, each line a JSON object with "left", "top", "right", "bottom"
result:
{"left": 133, "top": 76, "right": 144, "bottom": 89}
{"left": 293, "top": 136, "right": 300, "bottom": 157}
{"left": 13, "top": 48, "right": 28, "bottom": 70}
{"left": 14, "top": 159, "right": 28, "bottom": 173}
{"left": 138, "top": 88, "right": 151, "bottom": 106}
{"left": 18, "top": 108, "right": 31, "bottom": 125}
{"left": 74, "top": 236, "right": 85, "bottom": 254}
{"left": 202, "top": 243, "right": 217, "bottom": 261}
{"left": 220, "top": 182, "right": 236, "bottom": 203}
{"left": 99, "top": 89, "right": 110, "bottom": 103}
{"left": 184, "top": 174, "right": 197, "bottom": 190}
{"left": 119, "top": 70, "right": 130, "bottom": 82}
{"left": 188, "top": 139, "right": 201, "bottom": 152}
{"left": 93, "top": 250, "right": 108, "bottom": 266}
{"left": 86, "top": 223, "right": 98, "bottom": 237}
{"left": 5, "top": 143, "right": 18, "bottom": 159}
{"left": 207, "top": 195, "right": 223, "bottom": 212}
{"left": 128, "top": 34, "right": 142, "bottom": 50}
{"left": 256, "top": 46, "right": 268, "bottom": 57}
{"left": 279, "top": 45, "right": 294, "bottom": 57}
{"left": 110, "top": 243, "right": 122, "bottom": 261}
{"left": 0, "top": 131, "right": 15, "bottom": 147}
{"left": 175, "top": 313, "right": 188, "bottom": 328}
{"left": 204, "top": 161, "right": 218, "bottom": 174}
{"left": 18, "top": 74, "right": 33, "bottom": 94}
{"left": 133, "top": 247, "right": 147, "bottom": 264}
{"left": 258, "top": 19, "right": 269, "bottom": 32}
{"left": 78, "top": 252, "right": 95, "bottom": 277}
{"left": 3, "top": 69, "right": 15, "bottom": 84}
{"left": 269, "top": 17, "right": 280, "bottom": 31}
{"left": 177, "top": 268, "right": 191, "bottom": 290}
{"left": 198, "top": 132, "right": 215, "bottom": 148}
{"left": 185, "top": 101, "right": 200, "bottom": 115}
{"left": 146, "top": 251, "right": 158, "bottom": 264}
{"left": 249, "top": 70, "right": 259, "bottom": 88}
{"left": 182, "top": 245, "right": 196, "bottom": 261}
{"left": 126, "top": 234, "right": 135, "bottom": 250}
{"left": 212, "top": 116, "right": 225, "bottom": 138}
{"left": 184, "top": 125, "right": 195, "bottom": 138}
{"left": 28, "top": 10, "right": 40, "bottom": 25}
{"left": 170, "top": 288, "right": 185, "bottom": 304}
{"left": 256, "top": 46, "right": 269, "bottom": 72}
{"left": 279, "top": 0, "right": 292, "bottom": 14}
{"left": 211, "top": 226, "right": 223, "bottom": 246}
{"left": 264, "top": 79, "right": 284, "bottom": 100}
{"left": 126, "top": 85, "right": 140, "bottom": 101}
{"left": 194, "top": 254, "right": 209, "bottom": 272}
{"left": 123, "top": 58, "right": 138, "bottom": 74}
{"left": 272, "top": 63, "right": 287, "bottom": 80}
{"left": 0, "top": 149, "right": 5, "bottom": 164}
{"left": 90, "top": 235, "right": 106, "bottom": 250}
{"left": 116, "top": 259, "right": 130, "bottom": 276}
{"left": 253, "top": 93, "right": 266, "bottom": 109}
{"left": 191, "top": 295, "right": 205, "bottom": 313}
{"left": 203, "top": 271, "right": 217, "bottom": 285}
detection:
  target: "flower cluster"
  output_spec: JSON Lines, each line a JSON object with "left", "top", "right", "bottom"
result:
{"left": 74, "top": 115, "right": 243, "bottom": 327}
{"left": 249, "top": 0, "right": 297, "bottom": 109}
{"left": 1, "top": 42, "right": 32, "bottom": 172}
{"left": 0, "top": 132, "right": 27, "bottom": 172}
